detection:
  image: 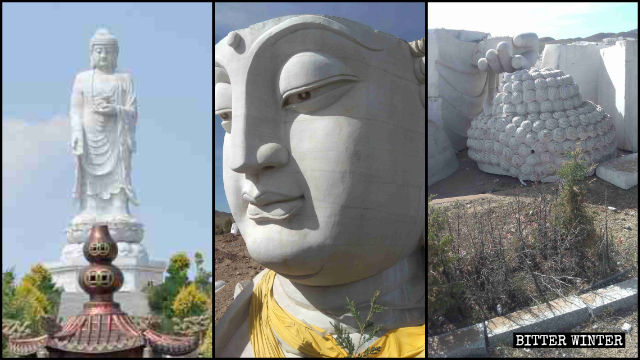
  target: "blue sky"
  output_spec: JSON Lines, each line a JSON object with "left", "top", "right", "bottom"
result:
{"left": 2, "top": 3, "right": 212, "bottom": 282}
{"left": 214, "top": 2, "right": 426, "bottom": 213}
{"left": 428, "top": 2, "right": 637, "bottom": 39}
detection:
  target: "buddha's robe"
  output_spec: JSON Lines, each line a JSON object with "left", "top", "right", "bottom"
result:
{"left": 70, "top": 70, "right": 138, "bottom": 204}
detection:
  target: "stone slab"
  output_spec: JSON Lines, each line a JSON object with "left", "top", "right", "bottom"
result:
{"left": 596, "top": 153, "right": 638, "bottom": 189}
{"left": 427, "top": 322, "right": 487, "bottom": 358}
{"left": 215, "top": 280, "right": 227, "bottom": 293}
{"left": 428, "top": 278, "right": 637, "bottom": 357}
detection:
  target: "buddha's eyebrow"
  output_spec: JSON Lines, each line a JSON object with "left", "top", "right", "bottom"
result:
{"left": 251, "top": 15, "right": 386, "bottom": 54}
{"left": 215, "top": 61, "right": 230, "bottom": 86}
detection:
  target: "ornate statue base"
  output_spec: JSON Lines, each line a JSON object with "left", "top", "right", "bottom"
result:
{"left": 66, "top": 218, "right": 144, "bottom": 244}
{"left": 44, "top": 218, "right": 166, "bottom": 318}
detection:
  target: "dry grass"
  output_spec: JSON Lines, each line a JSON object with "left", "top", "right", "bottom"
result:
{"left": 428, "top": 184, "right": 638, "bottom": 338}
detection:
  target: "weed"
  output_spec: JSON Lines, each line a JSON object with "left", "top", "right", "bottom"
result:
{"left": 331, "top": 290, "right": 385, "bottom": 357}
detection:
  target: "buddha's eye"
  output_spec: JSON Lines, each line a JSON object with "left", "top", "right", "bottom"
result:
{"left": 217, "top": 111, "right": 232, "bottom": 133}
{"left": 281, "top": 78, "right": 357, "bottom": 111}
{"left": 283, "top": 91, "right": 312, "bottom": 107}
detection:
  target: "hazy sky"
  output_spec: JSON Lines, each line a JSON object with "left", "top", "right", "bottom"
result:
{"left": 2, "top": 3, "right": 212, "bottom": 281}
{"left": 214, "top": 2, "right": 426, "bottom": 213}
{"left": 428, "top": 2, "right": 637, "bottom": 39}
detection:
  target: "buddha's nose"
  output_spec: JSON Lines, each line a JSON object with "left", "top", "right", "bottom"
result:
{"left": 230, "top": 140, "right": 289, "bottom": 174}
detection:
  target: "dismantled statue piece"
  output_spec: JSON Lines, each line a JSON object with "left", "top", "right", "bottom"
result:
{"left": 215, "top": 15, "right": 425, "bottom": 357}
{"left": 428, "top": 119, "right": 459, "bottom": 185}
{"left": 467, "top": 67, "right": 617, "bottom": 182}
{"left": 428, "top": 29, "right": 539, "bottom": 151}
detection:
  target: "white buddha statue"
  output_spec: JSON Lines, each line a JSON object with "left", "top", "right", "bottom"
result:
{"left": 70, "top": 28, "right": 138, "bottom": 225}
{"left": 215, "top": 15, "right": 425, "bottom": 357}
{"left": 66, "top": 28, "right": 144, "bottom": 245}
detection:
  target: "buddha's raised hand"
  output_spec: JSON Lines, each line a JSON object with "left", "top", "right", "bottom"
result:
{"left": 476, "top": 33, "right": 539, "bottom": 73}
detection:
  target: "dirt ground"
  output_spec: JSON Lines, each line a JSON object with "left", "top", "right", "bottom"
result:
{"left": 214, "top": 233, "right": 265, "bottom": 327}
{"left": 429, "top": 149, "right": 637, "bottom": 210}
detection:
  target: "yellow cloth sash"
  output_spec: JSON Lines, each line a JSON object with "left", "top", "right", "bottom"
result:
{"left": 250, "top": 269, "right": 425, "bottom": 357}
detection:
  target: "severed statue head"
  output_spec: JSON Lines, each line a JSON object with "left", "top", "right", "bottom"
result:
{"left": 216, "top": 15, "right": 424, "bottom": 286}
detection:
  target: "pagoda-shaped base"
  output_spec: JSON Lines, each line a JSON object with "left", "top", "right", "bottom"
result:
{"left": 5, "top": 224, "right": 200, "bottom": 358}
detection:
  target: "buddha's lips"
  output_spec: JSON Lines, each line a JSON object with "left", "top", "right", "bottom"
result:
{"left": 247, "top": 196, "right": 304, "bottom": 221}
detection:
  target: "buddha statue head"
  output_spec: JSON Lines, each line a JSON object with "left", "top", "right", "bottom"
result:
{"left": 90, "top": 28, "right": 119, "bottom": 72}
{"left": 216, "top": 15, "right": 425, "bottom": 286}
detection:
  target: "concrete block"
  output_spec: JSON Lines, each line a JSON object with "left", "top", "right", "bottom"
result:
{"left": 427, "top": 323, "right": 486, "bottom": 358}
{"left": 428, "top": 278, "right": 638, "bottom": 357}
{"left": 541, "top": 40, "right": 638, "bottom": 152}
{"left": 600, "top": 40, "right": 638, "bottom": 152}
{"left": 541, "top": 42, "right": 608, "bottom": 104}
{"left": 596, "top": 153, "right": 638, "bottom": 189}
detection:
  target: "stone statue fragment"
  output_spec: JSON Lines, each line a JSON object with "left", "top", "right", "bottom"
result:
{"left": 216, "top": 15, "right": 425, "bottom": 357}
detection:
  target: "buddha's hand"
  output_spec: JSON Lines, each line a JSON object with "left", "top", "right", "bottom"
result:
{"left": 93, "top": 103, "right": 117, "bottom": 116}
{"left": 71, "top": 132, "right": 83, "bottom": 155}
{"left": 477, "top": 33, "right": 539, "bottom": 73}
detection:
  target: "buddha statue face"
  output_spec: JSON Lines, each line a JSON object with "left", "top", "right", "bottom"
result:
{"left": 216, "top": 15, "right": 424, "bottom": 286}
{"left": 90, "top": 45, "right": 118, "bottom": 72}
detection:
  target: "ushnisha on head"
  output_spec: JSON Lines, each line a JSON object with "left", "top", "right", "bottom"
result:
{"left": 216, "top": 15, "right": 425, "bottom": 286}
{"left": 467, "top": 67, "right": 617, "bottom": 182}
{"left": 90, "top": 28, "right": 119, "bottom": 71}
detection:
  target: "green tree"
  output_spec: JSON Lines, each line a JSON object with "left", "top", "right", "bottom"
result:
{"left": 552, "top": 148, "right": 598, "bottom": 258}
{"left": 3, "top": 265, "right": 61, "bottom": 338}
{"left": 2, "top": 268, "right": 18, "bottom": 358}
{"left": 194, "top": 252, "right": 212, "bottom": 295}
{"left": 148, "top": 253, "right": 191, "bottom": 327}
{"left": 22, "top": 264, "right": 63, "bottom": 319}
{"left": 2, "top": 268, "right": 17, "bottom": 318}
{"left": 172, "top": 283, "right": 208, "bottom": 319}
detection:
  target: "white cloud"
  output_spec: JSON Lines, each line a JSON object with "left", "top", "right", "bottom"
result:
{"left": 2, "top": 116, "right": 70, "bottom": 198}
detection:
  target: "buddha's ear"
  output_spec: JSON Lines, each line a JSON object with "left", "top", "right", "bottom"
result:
{"left": 408, "top": 36, "right": 425, "bottom": 109}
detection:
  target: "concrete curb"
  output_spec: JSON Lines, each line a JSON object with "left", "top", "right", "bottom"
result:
{"left": 428, "top": 277, "right": 638, "bottom": 357}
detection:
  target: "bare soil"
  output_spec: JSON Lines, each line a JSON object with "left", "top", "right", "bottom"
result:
{"left": 214, "top": 234, "right": 265, "bottom": 327}
{"left": 429, "top": 149, "right": 637, "bottom": 211}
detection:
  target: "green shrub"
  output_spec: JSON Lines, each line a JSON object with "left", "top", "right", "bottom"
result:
{"left": 551, "top": 148, "right": 598, "bottom": 260}
{"left": 223, "top": 218, "right": 233, "bottom": 233}
{"left": 427, "top": 195, "right": 465, "bottom": 328}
